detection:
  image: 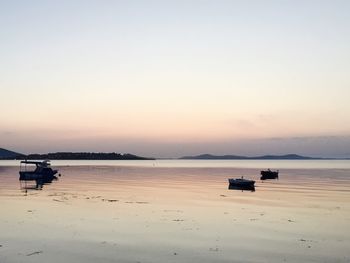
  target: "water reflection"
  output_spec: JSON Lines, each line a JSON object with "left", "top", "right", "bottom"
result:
{"left": 19, "top": 175, "right": 58, "bottom": 192}
{"left": 228, "top": 184, "right": 255, "bottom": 192}
{"left": 1, "top": 164, "right": 349, "bottom": 263}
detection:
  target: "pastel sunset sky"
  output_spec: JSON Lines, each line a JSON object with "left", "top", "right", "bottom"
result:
{"left": 1, "top": 1, "right": 350, "bottom": 157}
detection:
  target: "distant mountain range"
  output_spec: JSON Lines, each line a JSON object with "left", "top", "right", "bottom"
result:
{"left": 25, "top": 152, "right": 154, "bottom": 160}
{"left": 0, "top": 148, "right": 153, "bottom": 160}
{"left": 0, "top": 148, "right": 24, "bottom": 159}
{"left": 0, "top": 148, "right": 345, "bottom": 160}
{"left": 179, "top": 154, "right": 324, "bottom": 160}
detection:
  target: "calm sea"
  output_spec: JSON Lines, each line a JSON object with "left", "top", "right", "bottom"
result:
{"left": 0, "top": 160, "right": 349, "bottom": 263}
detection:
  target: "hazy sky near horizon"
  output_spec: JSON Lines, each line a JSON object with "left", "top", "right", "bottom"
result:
{"left": 1, "top": 0, "right": 350, "bottom": 157}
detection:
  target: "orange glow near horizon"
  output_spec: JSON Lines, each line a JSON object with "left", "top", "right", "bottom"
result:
{"left": 1, "top": 1, "right": 350, "bottom": 157}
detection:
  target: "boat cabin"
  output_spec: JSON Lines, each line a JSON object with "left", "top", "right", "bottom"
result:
{"left": 19, "top": 160, "right": 58, "bottom": 180}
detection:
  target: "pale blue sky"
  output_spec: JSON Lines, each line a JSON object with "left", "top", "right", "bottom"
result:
{"left": 1, "top": 1, "right": 350, "bottom": 157}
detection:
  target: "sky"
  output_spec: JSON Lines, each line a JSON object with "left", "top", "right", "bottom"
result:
{"left": 1, "top": 0, "right": 350, "bottom": 158}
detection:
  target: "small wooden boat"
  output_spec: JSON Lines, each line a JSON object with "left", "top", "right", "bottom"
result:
{"left": 260, "top": 169, "right": 279, "bottom": 180}
{"left": 228, "top": 177, "right": 255, "bottom": 187}
{"left": 19, "top": 160, "right": 58, "bottom": 180}
{"left": 19, "top": 160, "right": 59, "bottom": 192}
{"left": 228, "top": 177, "right": 255, "bottom": 191}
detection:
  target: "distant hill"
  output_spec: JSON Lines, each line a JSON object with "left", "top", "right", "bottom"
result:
{"left": 180, "top": 153, "right": 320, "bottom": 160}
{"left": 0, "top": 148, "right": 24, "bottom": 159}
{"left": 24, "top": 152, "right": 154, "bottom": 160}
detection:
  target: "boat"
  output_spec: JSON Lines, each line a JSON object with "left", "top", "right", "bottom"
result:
{"left": 260, "top": 169, "right": 279, "bottom": 180}
{"left": 19, "top": 160, "right": 58, "bottom": 180}
{"left": 228, "top": 177, "right": 255, "bottom": 189}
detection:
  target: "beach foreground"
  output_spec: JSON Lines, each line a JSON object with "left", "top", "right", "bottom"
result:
{"left": 0, "top": 161, "right": 349, "bottom": 263}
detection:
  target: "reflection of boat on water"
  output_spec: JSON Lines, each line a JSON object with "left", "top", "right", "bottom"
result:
{"left": 260, "top": 169, "right": 279, "bottom": 180}
{"left": 228, "top": 184, "right": 255, "bottom": 192}
{"left": 20, "top": 176, "right": 58, "bottom": 191}
{"left": 19, "top": 160, "right": 59, "bottom": 191}
{"left": 228, "top": 177, "right": 255, "bottom": 191}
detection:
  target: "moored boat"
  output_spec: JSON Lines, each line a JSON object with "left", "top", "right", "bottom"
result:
{"left": 19, "top": 160, "right": 58, "bottom": 180}
{"left": 228, "top": 177, "right": 255, "bottom": 187}
{"left": 260, "top": 169, "right": 279, "bottom": 180}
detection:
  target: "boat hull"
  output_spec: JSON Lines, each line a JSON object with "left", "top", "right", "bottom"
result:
{"left": 19, "top": 170, "right": 57, "bottom": 181}
{"left": 260, "top": 170, "right": 279, "bottom": 180}
{"left": 228, "top": 178, "right": 255, "bottom": 189}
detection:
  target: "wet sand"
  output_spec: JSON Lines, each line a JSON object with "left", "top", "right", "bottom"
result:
{"left": 0, "top": 162, "right": 350, "bottom": 263}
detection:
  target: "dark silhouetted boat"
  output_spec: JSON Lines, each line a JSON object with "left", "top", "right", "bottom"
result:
{"left": 260, "top": 169, "right": 279, "bottom": 180}
{"left": 19, "top": 160, "right": 58, "bottom": 180}
{"left": 228, "top": 177, "right": 255, "bottom": 191}
{"left": 19, "top": 160, "right": 59, "bottom": 192}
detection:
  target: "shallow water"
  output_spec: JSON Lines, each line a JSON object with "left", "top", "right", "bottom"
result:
{"left": 0, "top": 161, "right": 350, "bottom": 263}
